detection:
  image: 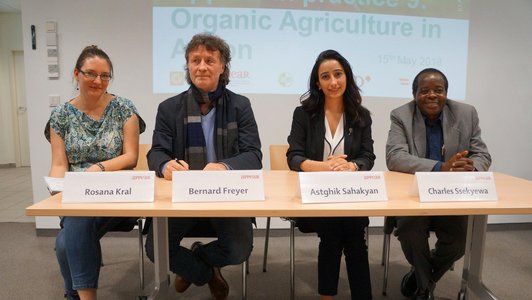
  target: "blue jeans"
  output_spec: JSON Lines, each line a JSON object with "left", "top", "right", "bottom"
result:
{"left": 145, "top": 217, "right": 253, "bottom": 285}
{"left": 55, "top": 217, "right": 125, "bottom": 296}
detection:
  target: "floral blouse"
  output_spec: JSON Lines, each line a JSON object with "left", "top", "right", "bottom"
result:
{"left": 45, "top": 95, "right": 146, "bottom": 172}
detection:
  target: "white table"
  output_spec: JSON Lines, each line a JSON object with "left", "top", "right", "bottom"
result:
{"left": 27, "top": 171, "right": 532, "bottom": 300}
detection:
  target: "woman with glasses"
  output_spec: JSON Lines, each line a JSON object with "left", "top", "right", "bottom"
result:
{"left": 287, "top": 50, "right": 375, "bottom": 300}
{"left": 45, "top": 45, "right": 145, "bottom": 300}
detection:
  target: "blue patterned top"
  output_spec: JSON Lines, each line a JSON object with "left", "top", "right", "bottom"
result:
{"left": 45, "top": 95, "right": 146, "bottom": 172}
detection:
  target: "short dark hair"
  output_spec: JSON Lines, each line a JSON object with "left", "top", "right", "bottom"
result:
{"left": 74, "top": 45, "right": 113, "bottom": 77}
{"left": 412, "top": 68, "right": 448, "bottom": 95}
{"left": 184, "top": 33, "right": 231, "bottom": 85}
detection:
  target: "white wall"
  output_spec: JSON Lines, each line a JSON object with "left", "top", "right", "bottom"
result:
{"left": 0, "top": 12, "right": 22, "bottom": 165}
{"left": 18, "top": 0, "right": 532, "bottom": 228}
{"left": 465, "top": 0, "right": 532, "bottom": 223}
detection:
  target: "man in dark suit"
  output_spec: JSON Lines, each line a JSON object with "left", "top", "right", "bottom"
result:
{"left": 386, "top": 68, "right": 491, "bottom": 300}
{"left": 145, "top": 33, "right": 262, "bottom": 300}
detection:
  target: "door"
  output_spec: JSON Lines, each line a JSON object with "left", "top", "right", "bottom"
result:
{"left": 12, "top": 51, "right": 30, "bottom": 166}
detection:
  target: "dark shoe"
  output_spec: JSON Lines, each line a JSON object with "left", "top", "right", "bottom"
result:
{"left": 208, "top": 267, "right": 229, "bottom": 300}
{"left": 191, "top": 241, "right": 203, "bottom": 252}
{"left": 413, "top": 281, "right": 435, "bottom": 300}
{"left": 64, "top": 292, "right": 80, "bottom": 300}
{"left": 413, "top": 288, "right": 434, "bottom": 300}
{"left": 174, "top": 242, "right": 201, "bottom": 293}
{"left": 175, "top": 275, "right": 191, "bottom": 293}
{"left": 401, "top": 268, "right": 417, "bottom": 297}
{"left": 175, "top": 242, "right": 203, "bottom": 293}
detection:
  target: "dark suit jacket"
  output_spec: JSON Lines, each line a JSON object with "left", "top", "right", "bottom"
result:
{"left": 287, "top": 106, "right": 376, "bottom": 171}
{"left": 386, "top": 99, "right": 491, "bottom": 173}
{"left": 148, "top": 88, "right": 262, "bottom": 177}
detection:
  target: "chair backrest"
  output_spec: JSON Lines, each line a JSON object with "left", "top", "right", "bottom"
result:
{"left": 269, "top": 144, "right": 289, "bottom": 170}
{"left": 134, "top": 144, "right": 151, "bottom": 171}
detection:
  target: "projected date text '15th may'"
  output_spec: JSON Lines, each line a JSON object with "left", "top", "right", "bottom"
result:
{"left": 378, "top": 55, "right": 442, "bottom": 67}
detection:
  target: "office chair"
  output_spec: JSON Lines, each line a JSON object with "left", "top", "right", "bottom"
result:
{"left": 101, "top": 144, "right": 151, "bottom": 291}
{"left": 263, "top": 144, "right": 291, "bottom": 272}
{"left": 263, "top": 144, "right": 298, "bottom": 300}
{"left": 132, "top": 143, "right": 151, "bottom": 290}
{"left": 380, "top": 216, "right": 454, "bottom": 296}
{"left": 133, "top": 143, "right": 150, "bottom": 171}
{"left": 380, "top": 216, "right": 396, "bottom": 295}
{"left": 131, "top": 143, "right": 151, "bottom": 290}
{"left": 262, "top": 145, "right": 294, "bottom": 280}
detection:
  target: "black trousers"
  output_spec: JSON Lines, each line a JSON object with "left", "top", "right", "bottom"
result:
{"left": 395, "top": 216, "right": 468, "bottom": 291}
{"left": 309, "top": 216, "right": 372, "bottom": 300}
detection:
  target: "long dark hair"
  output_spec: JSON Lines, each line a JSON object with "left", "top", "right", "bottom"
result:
{"left": 300, "top": 49, "right": 366, "bottom": 126}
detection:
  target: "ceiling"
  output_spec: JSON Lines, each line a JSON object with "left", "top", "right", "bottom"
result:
{"left": 0, "top": 0, "right": 20, "bottom": 13}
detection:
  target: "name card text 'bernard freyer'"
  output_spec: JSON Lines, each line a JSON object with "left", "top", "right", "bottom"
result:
{"left": 172, "top": 170, "right": 264, "bottom": 202}
{"left": 299, "top": 171, "right": 388, "bottom": 204}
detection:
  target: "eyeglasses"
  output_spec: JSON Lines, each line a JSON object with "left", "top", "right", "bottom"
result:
{"left": 79, "top": 70, "right": 112, "bottom": 81}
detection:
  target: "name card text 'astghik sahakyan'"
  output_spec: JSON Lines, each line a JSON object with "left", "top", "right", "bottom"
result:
{"left": 172, "top": 170, "right": 265, "bottom": 202}
{"left": 62, "top": 171, "right": 155, "bottom": 203}
{"left": 299, "top": 172, "right": 388, "bottom": 204}
{"left": 414, "top": 172, "right": 498, "bottom": 202}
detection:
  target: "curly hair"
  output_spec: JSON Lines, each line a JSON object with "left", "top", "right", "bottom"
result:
{"left": 184, "top": 33, "right": 231, "bottom": 86}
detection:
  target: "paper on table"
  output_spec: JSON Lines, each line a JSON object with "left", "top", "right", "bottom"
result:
{"left": 44, "top": 176, "right": 64, "bottom": 194}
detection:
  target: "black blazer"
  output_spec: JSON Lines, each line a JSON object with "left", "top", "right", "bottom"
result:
{"left": 287, "top": 106, "right": 375, "bottom": 171}
{"left": 147, "top": 88, "right": 262, "bottom": 176}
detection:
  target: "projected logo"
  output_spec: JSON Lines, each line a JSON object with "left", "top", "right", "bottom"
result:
{"left": 355, "top": 75, "right": 372, "bottom": 88}
{"left": 170, "top": 71, "right": 186, "bottom": 86}
{"left": 278, "top": 72, "right": 294, "bottom": 87}
{"left": 230, "top": 70, "right": 252, "bottom": 87}
{"left": 231, "top": 70, "right": 250, "bottom": 79}
{"left": 399, "top": 78, "right": 410, "bottom": 86}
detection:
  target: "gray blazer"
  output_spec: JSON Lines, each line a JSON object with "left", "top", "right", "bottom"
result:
{"left": 386, "top": 99, "right": 491, "bottom": 173}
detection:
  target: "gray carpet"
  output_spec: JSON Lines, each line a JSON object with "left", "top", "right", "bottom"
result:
{"left": 1, "top": 223, "right": 531, "bottom": 299}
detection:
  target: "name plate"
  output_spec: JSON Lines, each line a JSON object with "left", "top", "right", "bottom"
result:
{"left": 299, "top": 171, "right": 388, "bottom": 204}
{"left": 172, "top": 170, "right": 265, "bottom": 202}
{"left": 413, "top": 172, "right": 498, "bottom": 202}
{"left": 62, "top": 171, "right": 155, "bottom": 203}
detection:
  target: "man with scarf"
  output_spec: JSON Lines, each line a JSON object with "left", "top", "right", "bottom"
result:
{"left": 146, "top": 33, "right": 262, "bottom": 300}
